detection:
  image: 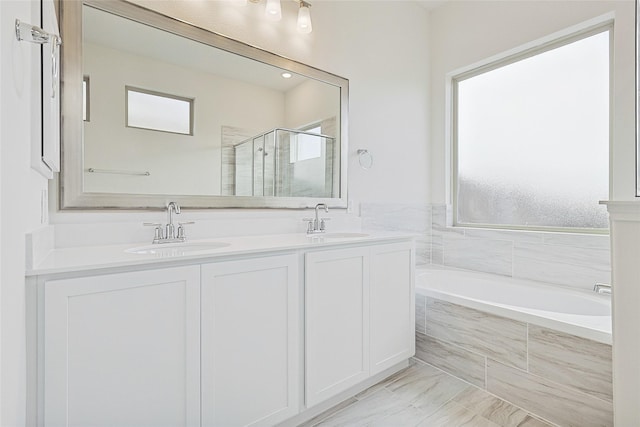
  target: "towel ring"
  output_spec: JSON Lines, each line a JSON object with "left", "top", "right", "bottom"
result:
{"left": 357, "top": 149, "right": 373, "bottom": 170}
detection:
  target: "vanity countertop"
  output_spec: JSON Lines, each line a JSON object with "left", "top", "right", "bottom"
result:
{"left": 27, "top": 232, "right": 414, "bottom": 276}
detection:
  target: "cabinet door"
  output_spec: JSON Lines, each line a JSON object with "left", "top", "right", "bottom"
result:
{"left": 201, "top": 254, "right": 299, "bottom": 427}
{"left": 43, "top": 266, "right": 201, "bottom": 427}
{"left": 305, "top": 247, "right": 370, "bottom": 408}
{"left": 370, "top": 242, "right": 415, "bottom": 375}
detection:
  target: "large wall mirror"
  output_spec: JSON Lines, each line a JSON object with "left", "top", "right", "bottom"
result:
{"left": 59, "top": 0, "right": 348, "bottom": 209}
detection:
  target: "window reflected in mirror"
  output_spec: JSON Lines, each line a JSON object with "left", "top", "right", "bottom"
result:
{"left": 125, "top": 86, "right": 194, "bottom": 135}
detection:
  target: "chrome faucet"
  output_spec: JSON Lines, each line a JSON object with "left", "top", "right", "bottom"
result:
{"left": 304, "top": 203, "right": 330, "bottom": 234}
{"left": 166, "top": 202, "right": 180, "bottom": 240}
{"left": 143, "top": 202, "right": 194, "bottom": 244}
{"left": 594, "top": 283, "right": 612, "bottom": 295}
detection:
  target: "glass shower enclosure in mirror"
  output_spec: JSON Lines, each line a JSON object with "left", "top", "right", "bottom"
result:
{"left": 231, "top": 128, "right": 336, "bottom": 198}
{"left": 59, "top": 0, "right": 348, "bottom": 209}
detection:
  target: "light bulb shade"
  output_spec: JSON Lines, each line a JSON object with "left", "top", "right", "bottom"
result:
{"left": 265, "top": 0, "right": 282, "bottom": 21}
{"left": 297, "top": 4, "right": 312, "bottom": 34}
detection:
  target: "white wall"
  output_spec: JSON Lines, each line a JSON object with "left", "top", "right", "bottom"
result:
{"left": 428, "top": 0, "right": 636, "bottom": 204}
{"left": 1, "top": 1, "right": 51, "bottom": 426}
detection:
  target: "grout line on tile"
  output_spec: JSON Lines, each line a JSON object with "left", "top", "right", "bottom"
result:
{"left": 488, "top": 357, "right": 614, "bottom": 407}
{"left": 300, "top": 396, "right": 361, "bottom": 427}
{"left": 479, "top": 383, "right": 561, "bottom": 427}
{"left": 484, "top": 355, "right": 488, "bottom": 390}
{"left": 526, "top": 322, "right": 529, "bottom": 372}
{"left": 413, "top": 357, "right": 559, "bottom": 427}
{"left": 422, "top": 297, "right": 427, "bottom": 333}
{"left": 411, "top": 357, "right": 487, "bottom": 394}
{"left": 418, "top": 331, "right": 503, "bottom": 364}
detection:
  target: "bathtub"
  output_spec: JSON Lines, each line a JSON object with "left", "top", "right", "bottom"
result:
{"left": 416, "top": 267, "right": 612, "bottom": 344}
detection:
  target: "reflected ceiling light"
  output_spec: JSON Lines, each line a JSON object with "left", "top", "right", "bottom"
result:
{"left": 297, "top": 1, "right": 312, "bottom": 34}
{"left": 265, "top": 0, "right": 282, "bottom": 21}
{"left": 281, "top": 72, "right": 292, "bottom": 78}
{"left": 244, "top": 0, "right": 313, "bottom": 34}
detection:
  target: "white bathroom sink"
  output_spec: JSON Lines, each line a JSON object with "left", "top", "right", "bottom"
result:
{"left": 311, "top": 232, "right": 370, "bottom": 239}
{"left": 126, "top": 241, "right": 230, "bottom": 255}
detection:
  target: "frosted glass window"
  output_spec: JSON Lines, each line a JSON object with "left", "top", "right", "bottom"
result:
{"left": 455, "top": 29, "right": 610, "bottom": 230}
{"left": 126, "top": 86, "right": 193, "bottom": 135}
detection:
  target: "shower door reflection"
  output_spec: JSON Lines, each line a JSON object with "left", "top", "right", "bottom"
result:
{"left": 233, "top": 128, "right": 335, "bottom": 198}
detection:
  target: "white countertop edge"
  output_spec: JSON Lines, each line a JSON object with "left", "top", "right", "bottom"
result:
{"left": 27, "top": 232, "right": 415, "bottom": 277}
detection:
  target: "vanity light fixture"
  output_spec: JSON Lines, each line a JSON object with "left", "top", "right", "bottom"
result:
{"left": 264, "top": 0, "right": 282, "bottom": 21}
{"left": 297, "top": 1, "right": 312, "bottom": 34}
{"left": 244, "top": 0, "right": 313, "bottom": 34}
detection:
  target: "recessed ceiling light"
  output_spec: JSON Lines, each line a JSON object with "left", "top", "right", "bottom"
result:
{"left": 281, "top": 72, "right": 292, "bottom": 79}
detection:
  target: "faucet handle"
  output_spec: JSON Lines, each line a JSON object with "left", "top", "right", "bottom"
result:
{"left": 320, "top": 217, "right": 331, "bottom": 231}
{"left": 176, "top": 221, "right": 195, "bottom": 241}
{"left": 143, "top": 222, "right": 164, "bottom": 242}
{"left": 302, "top": 218, "right": 315, "bottom": 233}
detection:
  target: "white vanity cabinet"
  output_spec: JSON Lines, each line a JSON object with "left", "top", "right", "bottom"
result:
{"left": 32, "top": 235, "right": 414, "bottom": 427}
{"left": 41, "top": 266, "right": 201, "bottom": 427}
{"left": 200, "top": 255, "right": 300, "bottom": 427}
{"left": 369, "top": 243, "right": 415, "bottom": 375}
{"left": 304, "top": 241, "right": 415, "bottom": 408}
{"left": 305, "top": 247, "right": 371, "bottom": 408}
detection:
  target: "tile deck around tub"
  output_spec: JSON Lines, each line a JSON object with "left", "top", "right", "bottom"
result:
{"left": 415, "top": 332, "right": 486, "bottom": 388}
{"left": 527, "top": 325, "right": 613, "bottom": 402}
{"left": 300, "top": 359, "right": 555, "bottom": 427}
{"left": 487, "top": 359, "right": 613, "bottom": 427}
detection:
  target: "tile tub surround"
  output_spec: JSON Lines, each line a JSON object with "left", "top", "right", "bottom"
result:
{"left": 358, "top": 203, "right": 610, "bottom": 291}
{"left": 431, "top": 204, "right": 611, "bottom": 292}
{"left": 414, "top": 297, "right": 613, "bottom": 427}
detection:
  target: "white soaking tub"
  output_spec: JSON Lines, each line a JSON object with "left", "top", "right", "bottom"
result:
{"left": 416, "top": 267, "right": 612, "bottom": 344}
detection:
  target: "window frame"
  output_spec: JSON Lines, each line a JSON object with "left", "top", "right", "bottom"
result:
{"left": 125, "top": 85, "right": 195, "bottom": 136}
{"left": 449, "top": 20, "right": 613, "bottom": 234}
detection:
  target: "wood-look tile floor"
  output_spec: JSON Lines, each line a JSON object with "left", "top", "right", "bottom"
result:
{"left": 300, "top": 359, "right": 555, "bottom": 427}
